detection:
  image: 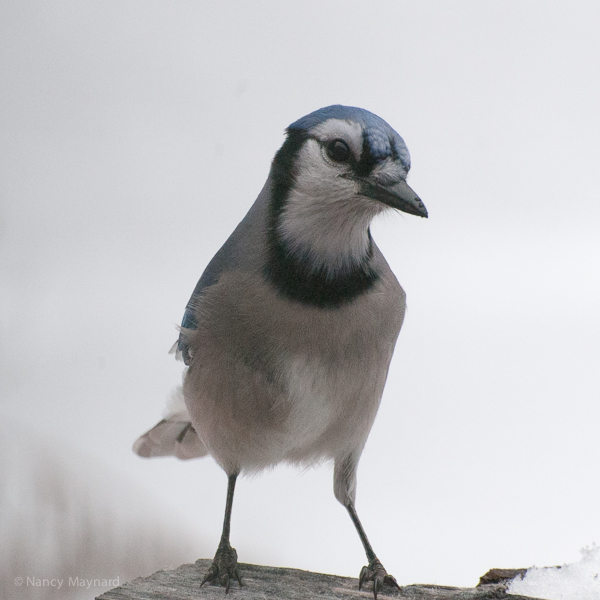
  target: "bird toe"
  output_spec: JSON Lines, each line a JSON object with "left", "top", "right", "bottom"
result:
{"left": 357, "top": 558, "right": 400, "bottom": 599}
{"left": 200, "top": 543, "right": 242, "bottom": 593}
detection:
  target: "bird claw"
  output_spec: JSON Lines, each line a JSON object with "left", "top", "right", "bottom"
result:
{"left": 200, "top": 543, "right": 243, "bottom": 593}
{"left": 358, "top": 558, "right": 400, "bottom": 599}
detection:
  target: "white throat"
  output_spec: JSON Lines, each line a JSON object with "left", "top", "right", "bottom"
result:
{"left": 277, "top": 142, "right": 385, "bottom": 275}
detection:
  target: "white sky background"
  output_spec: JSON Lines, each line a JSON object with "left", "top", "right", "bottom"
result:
{"left": 1, "top": 0, "right": 599, "bottom": 590}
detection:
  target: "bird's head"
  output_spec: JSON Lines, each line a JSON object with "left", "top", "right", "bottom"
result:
{"left": 268, "top": 105, "right": 427, "bottom": 276}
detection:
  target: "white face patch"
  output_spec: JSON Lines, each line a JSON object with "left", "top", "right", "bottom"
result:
{"left": 275, "top": 117, "right": 411, "bottom": 276}
{"left": 277, "top": 139, "right": 387, "bottom": 275}
{"left": 310, "top": 119, "right": 364, "bottom": 161}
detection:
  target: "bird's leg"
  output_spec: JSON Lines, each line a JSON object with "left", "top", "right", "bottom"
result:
{"left": 201, "top": 472, "right": 243, "bottom": 593}
{"left": 346, "top": 502, "right": 400, "bottom": 599}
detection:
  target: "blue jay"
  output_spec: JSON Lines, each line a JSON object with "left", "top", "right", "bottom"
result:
{"left": 134, "top": 105, "right": 427, "bottom": 598}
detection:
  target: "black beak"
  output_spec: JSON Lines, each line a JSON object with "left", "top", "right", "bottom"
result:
{"left": 354, "top": 177, "right": 428, "bottom": 218}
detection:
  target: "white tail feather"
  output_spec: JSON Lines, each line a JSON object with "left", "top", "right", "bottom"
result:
{"left": 133, "top": 387, "right": 208, "bottom": 460}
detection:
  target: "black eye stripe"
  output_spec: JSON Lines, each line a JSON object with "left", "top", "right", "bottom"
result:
{"left": 355, "top": 131, "right": 377, "bottom": 177}
{"left": 326, "top": 139, "right": 351, "bottom": 162}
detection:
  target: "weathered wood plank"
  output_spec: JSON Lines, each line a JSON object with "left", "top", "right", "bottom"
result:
{"left": 97, "top": 559, "right": 541, "bottom": 600}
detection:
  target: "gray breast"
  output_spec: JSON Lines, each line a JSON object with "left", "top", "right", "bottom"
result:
{"left": 181, "top": 263, "right": 405, "bottom": 472}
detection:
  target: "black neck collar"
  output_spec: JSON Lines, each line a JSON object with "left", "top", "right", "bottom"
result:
{"left": 264, "top": 131, "right": 379, "bottom": 308}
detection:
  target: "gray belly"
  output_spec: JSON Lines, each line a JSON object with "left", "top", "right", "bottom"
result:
{"left": 182, "top": 270, "right": 405, "bottom": 474}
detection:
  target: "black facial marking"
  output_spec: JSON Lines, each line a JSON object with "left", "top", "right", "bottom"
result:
{"left": 265, "top": 130, "right": 379, "bottom": 308}
{"left": 355, "top": 131, "right": 378, "bottom": 177}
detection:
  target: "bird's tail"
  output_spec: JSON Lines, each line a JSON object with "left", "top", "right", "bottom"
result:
{"left": 133, "top": 387, "right": 208, "bottom": 460}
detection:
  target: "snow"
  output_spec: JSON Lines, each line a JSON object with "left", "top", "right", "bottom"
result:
{"left": 508, "top": 545, "right": 600, "bottom": 600}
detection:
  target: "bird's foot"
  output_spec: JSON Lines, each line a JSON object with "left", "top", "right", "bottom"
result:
{"left": 358, "top": 557, "right": 400, "bottom": 599}
{"left": 200, "top": 542, "right": 243, "bottom": 593}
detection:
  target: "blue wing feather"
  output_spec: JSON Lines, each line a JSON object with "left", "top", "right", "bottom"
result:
{"left": 177, "top": 236, "right": 236, "bottom": 363}
{"left": 175, "top": 186, "right": 269, "bottom": 365}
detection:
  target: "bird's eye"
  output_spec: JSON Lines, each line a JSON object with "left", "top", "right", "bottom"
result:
{"left": 326, "top": 139, "right": 351, "bottom": 162}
